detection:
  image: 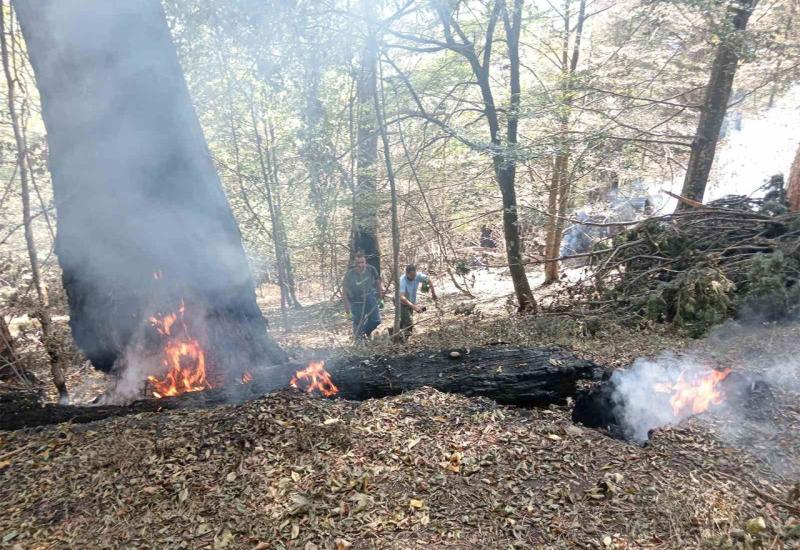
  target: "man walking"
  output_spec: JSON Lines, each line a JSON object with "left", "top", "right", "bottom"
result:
{"left": 398, "top": 264, "right": 436, "bottom": 342}
{"left": 343, "top": 251, "right": 382, "bottom": 341}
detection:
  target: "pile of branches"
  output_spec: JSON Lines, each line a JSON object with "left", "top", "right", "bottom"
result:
{"left": 570, "top": 177, "right": 800, "bottom": 335}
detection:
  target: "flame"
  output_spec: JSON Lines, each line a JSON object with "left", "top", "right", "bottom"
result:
{"left": 290, "top": 361, "right": 338, "bottom": 397}
{"left": 656, "top": 368, "right": 732, "bottom": 417}
{"left": 241, "top": 371, "right": 253, "bottom": 384}
{"left": 146, "top": 300, "right": 211, "bottom": 398}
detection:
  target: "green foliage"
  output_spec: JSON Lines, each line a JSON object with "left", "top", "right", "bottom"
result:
{"left": 591, "top": 188, "right": 800, "bottom": 336}
{"left": 634, "top": 267, "right": 735, "bottom": 337}
{"left": 736, "top": 251, "right": 800, "bottom": 320}
{"left": 670, "top": 268, "right": 735, "bottom": 337}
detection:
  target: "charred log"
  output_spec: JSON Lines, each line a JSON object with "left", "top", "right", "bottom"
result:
{"left": 572, "top": 370, "right": 771, "bottom": 443}
{"left": 0, "top": 345, "right": 603, "bottom": 431}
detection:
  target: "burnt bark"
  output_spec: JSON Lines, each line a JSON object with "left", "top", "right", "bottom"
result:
{"left": 0, "top": 345, "right": 603, "bottom": 431}
{"left": 677, "top": 0, "right": 757, "bottom": 209}
{"left": 15, "top": 0, "right": 287, "bottom": 377}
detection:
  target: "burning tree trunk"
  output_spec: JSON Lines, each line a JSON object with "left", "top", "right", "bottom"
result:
{"left": 572, "top": 365, "right": 770, "bottom": 443}
{"left": 15, "top": 0, "right": 287, "bottom": 383}
{"left": 0, "top": 345, "right": 603, "bottom": 431}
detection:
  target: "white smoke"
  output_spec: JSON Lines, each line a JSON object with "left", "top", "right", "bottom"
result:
{"left": 611, "top": 353, "right": 719, "bottom": 443}
{"left": 610, "top": 320, "right": 800, "bottom": 476}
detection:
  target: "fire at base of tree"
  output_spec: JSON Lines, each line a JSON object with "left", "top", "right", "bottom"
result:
{"left": 2, "top": 0, "right": 800, "bottom": 548}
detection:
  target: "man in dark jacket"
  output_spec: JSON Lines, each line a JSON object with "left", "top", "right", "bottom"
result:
{"left": 342, "top": 251, "right": 382, "bottom": 340}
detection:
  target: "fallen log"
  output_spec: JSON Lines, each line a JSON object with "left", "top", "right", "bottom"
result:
{"left": 1, "top": 345, "right": 603, "bottom": 431}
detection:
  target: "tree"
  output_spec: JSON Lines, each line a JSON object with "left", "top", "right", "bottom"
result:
{"left": 788, "top": 141, "right": 800, "bottom": 212}
{"left": 543, "top": 0, "right": 587, "bottom": 284}
{"left": 1, "top": 2, "right": 67, "bottom": 400}
{"left": 389, "top": 0, "right": 537, "bottom": 311}
{"left": 352, "top": 0, "right": 382, "bottom": 275}
{"left": 0, "top": 314, "right": 18, "bottom": 377}
{"left": 374, "top": 58, "right": 402, "bottom": 336}
{"left": 15, "top": 0, "right": 286, "bottom": 381}
{"left": 677, "top": 0, "right": 758, "bottom": 208}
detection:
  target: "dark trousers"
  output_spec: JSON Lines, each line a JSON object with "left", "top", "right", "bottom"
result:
{"left": 399, "top": 305, "right": 414, "bottom": 341}
{"left": 352, "top": 293, "right": 381, "bottom": 340}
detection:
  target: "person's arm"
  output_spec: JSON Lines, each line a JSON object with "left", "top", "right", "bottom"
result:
{"left": 373, "top": 268, "right": 382, "bottom": 298}
{"left": 342, "top": 276, "right": 351, "bottom": 316}
{"left": 400, "top": 281, "right": 423, "bottom": 312}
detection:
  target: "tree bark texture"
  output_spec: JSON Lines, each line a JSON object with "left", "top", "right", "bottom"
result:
{"left": 15, "top": 0, "right": 287, "bottom": 378}
{"left": 677, "top": 0, "right": 757, "bottom": 209}
{"left": 787, "top": 141, "right": 800, "bottom": 213}
{"left": 496, "top": 0, "right": 537, "bottom": 312}
{"left": 0, "top": 345, "right": 603, "bottom": 431}
{"left": 0, "top": 315, "right": 19, "bottom": 377}
{"left": 543, "top": 0, "right": 586, "bottom": 284}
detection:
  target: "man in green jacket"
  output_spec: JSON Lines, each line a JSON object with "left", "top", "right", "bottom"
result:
{"left": 342, "top": 252, "right": 382, "bottom": 341}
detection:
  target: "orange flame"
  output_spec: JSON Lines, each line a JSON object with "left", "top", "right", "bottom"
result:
{"left": 657, "top": 368, "right": 732, "bottom": 417}
{"left": 146, "top": 300, "right": 211, "bottom": 398}
{"left": 241, "top": 371, "right": 253, "bottom": 384}
{"left": 290, "top": 361, "right": 338, "bottom": 397}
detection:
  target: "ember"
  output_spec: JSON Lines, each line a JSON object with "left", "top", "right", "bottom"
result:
{"left": 290, "top": 361, "right": 338, "bottom": 397}
{"left": 656, "top": 368, "right": 732, "bottom": 417}
{"left": 146, "top": 300, "right": 211, "bottom": 398}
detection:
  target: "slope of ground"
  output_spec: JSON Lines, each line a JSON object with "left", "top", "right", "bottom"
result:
{"left": 1, "top": 383, "right": 798, "bottom": 549}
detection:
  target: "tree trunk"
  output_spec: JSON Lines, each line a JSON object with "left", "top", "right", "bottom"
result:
{"left": 249, "top": 98, "right": 290, "bottom": 332}
{"left": 264, "top": 116, "right": 302, "bottom": 309}
{"left": 498, "top": 0, "right": 536, "bottom": 312}
{"left": 352, "top": 0, "right": 381, "bottom": 275}
{"left": 543, "top": 0, "right": 586, "bottom": 284}
{"left": 374, "top": 60, "right": 401, "bottom": 336}
{"left": 0, "top": 345, "right": 604, "bottom": 431}
{"left": 15, "top": 0, "right": 287, "bottom": 380}
{"left": 0, "top": 315, "right": 19, "bottom": 377}
{"left": 677, "top": 0, "right": 757, "bottom": 210}
{"left": 496, "top": 163, "right": 536, "bottom": 311}
{"left": 0, "top": 3, "right": 68, "bottom": 401}
{"left": 787, "top": 141, "right": 800, "bottom": 212}
{"left": 544, "top": 154, "right": 568, "bottom": 284}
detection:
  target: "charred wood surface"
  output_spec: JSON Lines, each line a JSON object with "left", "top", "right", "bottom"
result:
{"left": 572, "top": 371, "right": 772, "bottom": 442}
{"left": 327, "top": 345, "right": 602, "bottom": 405}
{"left": 1, "top": 345, "right": 603, "bottom": 431}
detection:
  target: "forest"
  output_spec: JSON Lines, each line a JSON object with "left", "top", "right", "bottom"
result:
{"left": 1, "top": 0, "right": 800, "bottom": 548}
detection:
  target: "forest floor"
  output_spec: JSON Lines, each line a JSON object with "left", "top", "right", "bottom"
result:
{"left": 2, "top": 266, "right": 800, "bottom": 548}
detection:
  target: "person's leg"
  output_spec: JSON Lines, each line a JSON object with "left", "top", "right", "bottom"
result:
{"left": 363, "top": 293, "right": 381, "bottom": 337}
{"left": 399, "top": 306, "right": 413, "bottom": 342}
{"left": 351, "top": 301, "right": 366, "bottom": 341}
